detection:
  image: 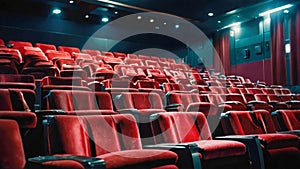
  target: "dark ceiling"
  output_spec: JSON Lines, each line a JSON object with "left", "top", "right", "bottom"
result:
{"left": 1, "top": 0, "right": 299, "bottom": 35}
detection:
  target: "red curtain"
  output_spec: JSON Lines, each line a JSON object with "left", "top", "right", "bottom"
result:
{"left": 213, "top": 30, "right": 230, "bottom": 75}
{"left": 290, "top": 9, "right": 300, "bottom": 85}
{"left": 270, "top": 13, "right": 287, "bottom": 86}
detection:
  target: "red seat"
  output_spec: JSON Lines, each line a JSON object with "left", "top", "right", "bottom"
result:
{"left": 0, "top": 38, "right": 5, "bottom": 47}
{"left": 35, "top": 43, "right": 57, "bottom": 53}
{"left": 114, "top": 92, "right": 166, "bottom": 144}
{"left": 0, "top": 48, "right": 22, "bottom": 63}
{"left": 43, "top": 90, "right": 115, "bottom": 115}
{"left": 272, "top": 110, "right": 300, "bottom": 131}
{"left": 127, "top": 53, "right": 138, "bottom": 59}
{"left": 221, "top": 111, "right": 300, "bottom": 169}
{"left": 0, "top": 74, "right": 35, "bottom": 90}
{"left": 101, "top": 51, "right": 115, "bottom": 57}
{"left": 124, "top": 58, "right": 144, "bottom": 66}
{"left": 43, "top": 114, "right": 179, "bottom": 169}
{"left": 57, "top": 46, "right": 81, "bottom": 58}
{"left": 0, "top": 119, "right": 104, "bottom": 169}
{"left": 150, "top": 112, "right": 250, "bottom": 169}
{"left": 45, "top": 50, "right": 71, "bottom": 61}
{"left": 8, "top": 40, "right": 33, "bottom": 57}
{"left": 113, "top": 52, "right": 126, "bottom": 60}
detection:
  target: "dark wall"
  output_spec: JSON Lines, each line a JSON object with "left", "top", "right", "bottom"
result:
{"left": 230, "top": 18, "right": 272, "bottom": 84}
{"left": 0, "top": 11, "right": 187, "bottom": 59}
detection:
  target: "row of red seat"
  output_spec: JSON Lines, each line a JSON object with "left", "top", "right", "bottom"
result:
{"left": 1, "top": 39, "right": 300, "bottom": 169}
{"left": 1, "top": 86, "right": 300, "bottom": 169}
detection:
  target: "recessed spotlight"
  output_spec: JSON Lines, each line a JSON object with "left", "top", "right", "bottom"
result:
{"left": 163, "top": 22, "right": 167, "bottom": 25}
{"left": 218, "top": 20, "right": 221, "bottom": 23}
{"left": 52, "top": 9, "right": 61, "bottom": 14}
{"left": 237, "top": 15, "right": 240, "bottom": 18}
{"left": 283, "top": 10, "right": 289, "bottom": 13}
{"left": 208, "top": 12, "right": 214, "bottom": 16}
{"left": 69, "top": 0, "right": 74, "bottom": 4}
{"left": 137, "top": 16, "right": 142, "bottom": 20}
{"left": 85, "top": 14, "right": 89, "bottom": 19}
{"left": 175, "top": 24, "right": 179, "bottom": 29}
{"left": 114, "top": 11, "right": 118, "bottom": 14}
{"left": 150, "top": 19, "right": 154, "bottom": 23}
{"left": 101, "top": 17, "right": 109, "bottom": 22}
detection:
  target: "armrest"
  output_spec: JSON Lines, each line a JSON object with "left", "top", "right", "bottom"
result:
{"left": 164, "top": 104, "right": 184, "bottom": 112}
{"left": 28, "top": 155, "right": 106, "bottom": 169}
{"left": 35, "top": 110, "right": 116, "bottom": 116}
{"left": 277, "top": 130, "right": 300, "bottom": 137}
{"left": 215, "top": 135, "right": 264, "bottom": 169}
{"left": 144, "top": 143, "right": 201, "bottom": 169}
{"left": 35, "top": 109, "right": 66, "bottom": 115}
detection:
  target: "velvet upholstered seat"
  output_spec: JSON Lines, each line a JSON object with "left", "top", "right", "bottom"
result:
{"left": 43, "top": 114, "right": 179, "bottom": 169}
{"left": 150, "top": 112, "right": 250, "bottom": 169}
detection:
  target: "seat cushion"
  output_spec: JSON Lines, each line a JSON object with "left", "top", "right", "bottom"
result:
{"left": 195, "top": 140, "right": 247, "bottom": 160}
{"left": 98, "top": 149, "right": 178, "bottom": 169}
{"left": 256, "top": 133, "right": 299, "bottom": 149}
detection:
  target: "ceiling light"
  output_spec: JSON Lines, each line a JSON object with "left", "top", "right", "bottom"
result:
{"left": 208, "top": 13, "right": 214, "bottom": 17}
{"left": 175, "top": 24, "right": 179, "bottom": 29}
{"left": 52, "top": 9, "right": 61, "bottom": 14}
{"left": 283, "top": 10, "right": 289, "bottom": 14}
{"left": 114, "top": 11, "right": 118, "bottom": 14}
{"left": 150, "top": 19, "right": 154, "bottom": 23}
{"left": 217, "top": 20, "right": 221, "bottom": 23}
{"left": 69, "top": 0, "right": 74, "bottom": 4}
{"left": 259, "top": 4, "right": 293, "bottom": 16}
{"left": 85, "top": 14, "right": 89, "bottom": 19}
{"left": 163, "top": 22, "right": 167, "bottom": 25}
{"left": 101, "top": 17, "right": 109, "bottom": 22}
{"left": 137, "top": 16, "right": 142, "bottom": 20}
{"left": 155, "top": 26, "right": 160, "bottom": 30}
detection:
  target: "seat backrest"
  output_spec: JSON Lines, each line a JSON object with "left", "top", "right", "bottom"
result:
{"left": 81, "top": 49, "right": 101, "bottom": 56}
{"left": 246, "top": 88, "right": 264, "bottom": 94}
{"left": 124, "top": 58, "right": 144, "bottom": 66}
{"left": 114, "top": 92, "right": 163, "bottom": 110}
{"left": 222, "top": 111, "right": 265, "bottom": 135}
{"left": 165, "top": 92, "right": 197, "bottom": 111}
{"left": 127, "top": 53, "right": 138, "bottom": 59}
{"left": 225, "top": 94, "right": 246, "bottom": 104}
{"left": 135, "top": 80, "right": 160, "bottom": 89}
{"left": 254, "top": 94, "right": 269, "bottom": 102}
{"left": 41, "top": 76, "right": 83, "bottom": 86}
{"left": 94, "top": 92, "right": 114, "bottom": 110}
{"left": 0, "top": 48, "right": 22, "bottom": 63}
{"left": 101, "top": 51, "right": 114, "bottom": 58}
{"left": 58, "top": 46, "right": 81, "bottom": 57}
{"left": 252, "top": 110, "right": 277, "bottom": 133}
{"left": 45, "top": 114, "right": 142, "bottom": 156}
{"left": 113, "top": 52, "right": 126, "bottom": 59}
{"left": 0, "top": 119, "right": 26, "bottom": 169}
{"left": 35, "top": 43, "right": 57, "bottom": 53}
{"left": 150, "top": 112, "right": 212, "bottom": 144}
{"left": 262, "top": 88, "right": 275, "bottom": 94}
{"left": 46, "top": 90, "right": 96, "bottom": 111}
{"left": 273, "top": 110, "right": 300, "bottom": 131}
{"left": 45, "top": 50, "right": 71, "bottom": 61}
{"left": 8, "top": 40, "right": 33, "bottom": 56}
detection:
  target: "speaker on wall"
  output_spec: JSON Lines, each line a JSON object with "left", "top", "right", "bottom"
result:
{"left": 243, "top": 48, "right": 250, "bottom": 59}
